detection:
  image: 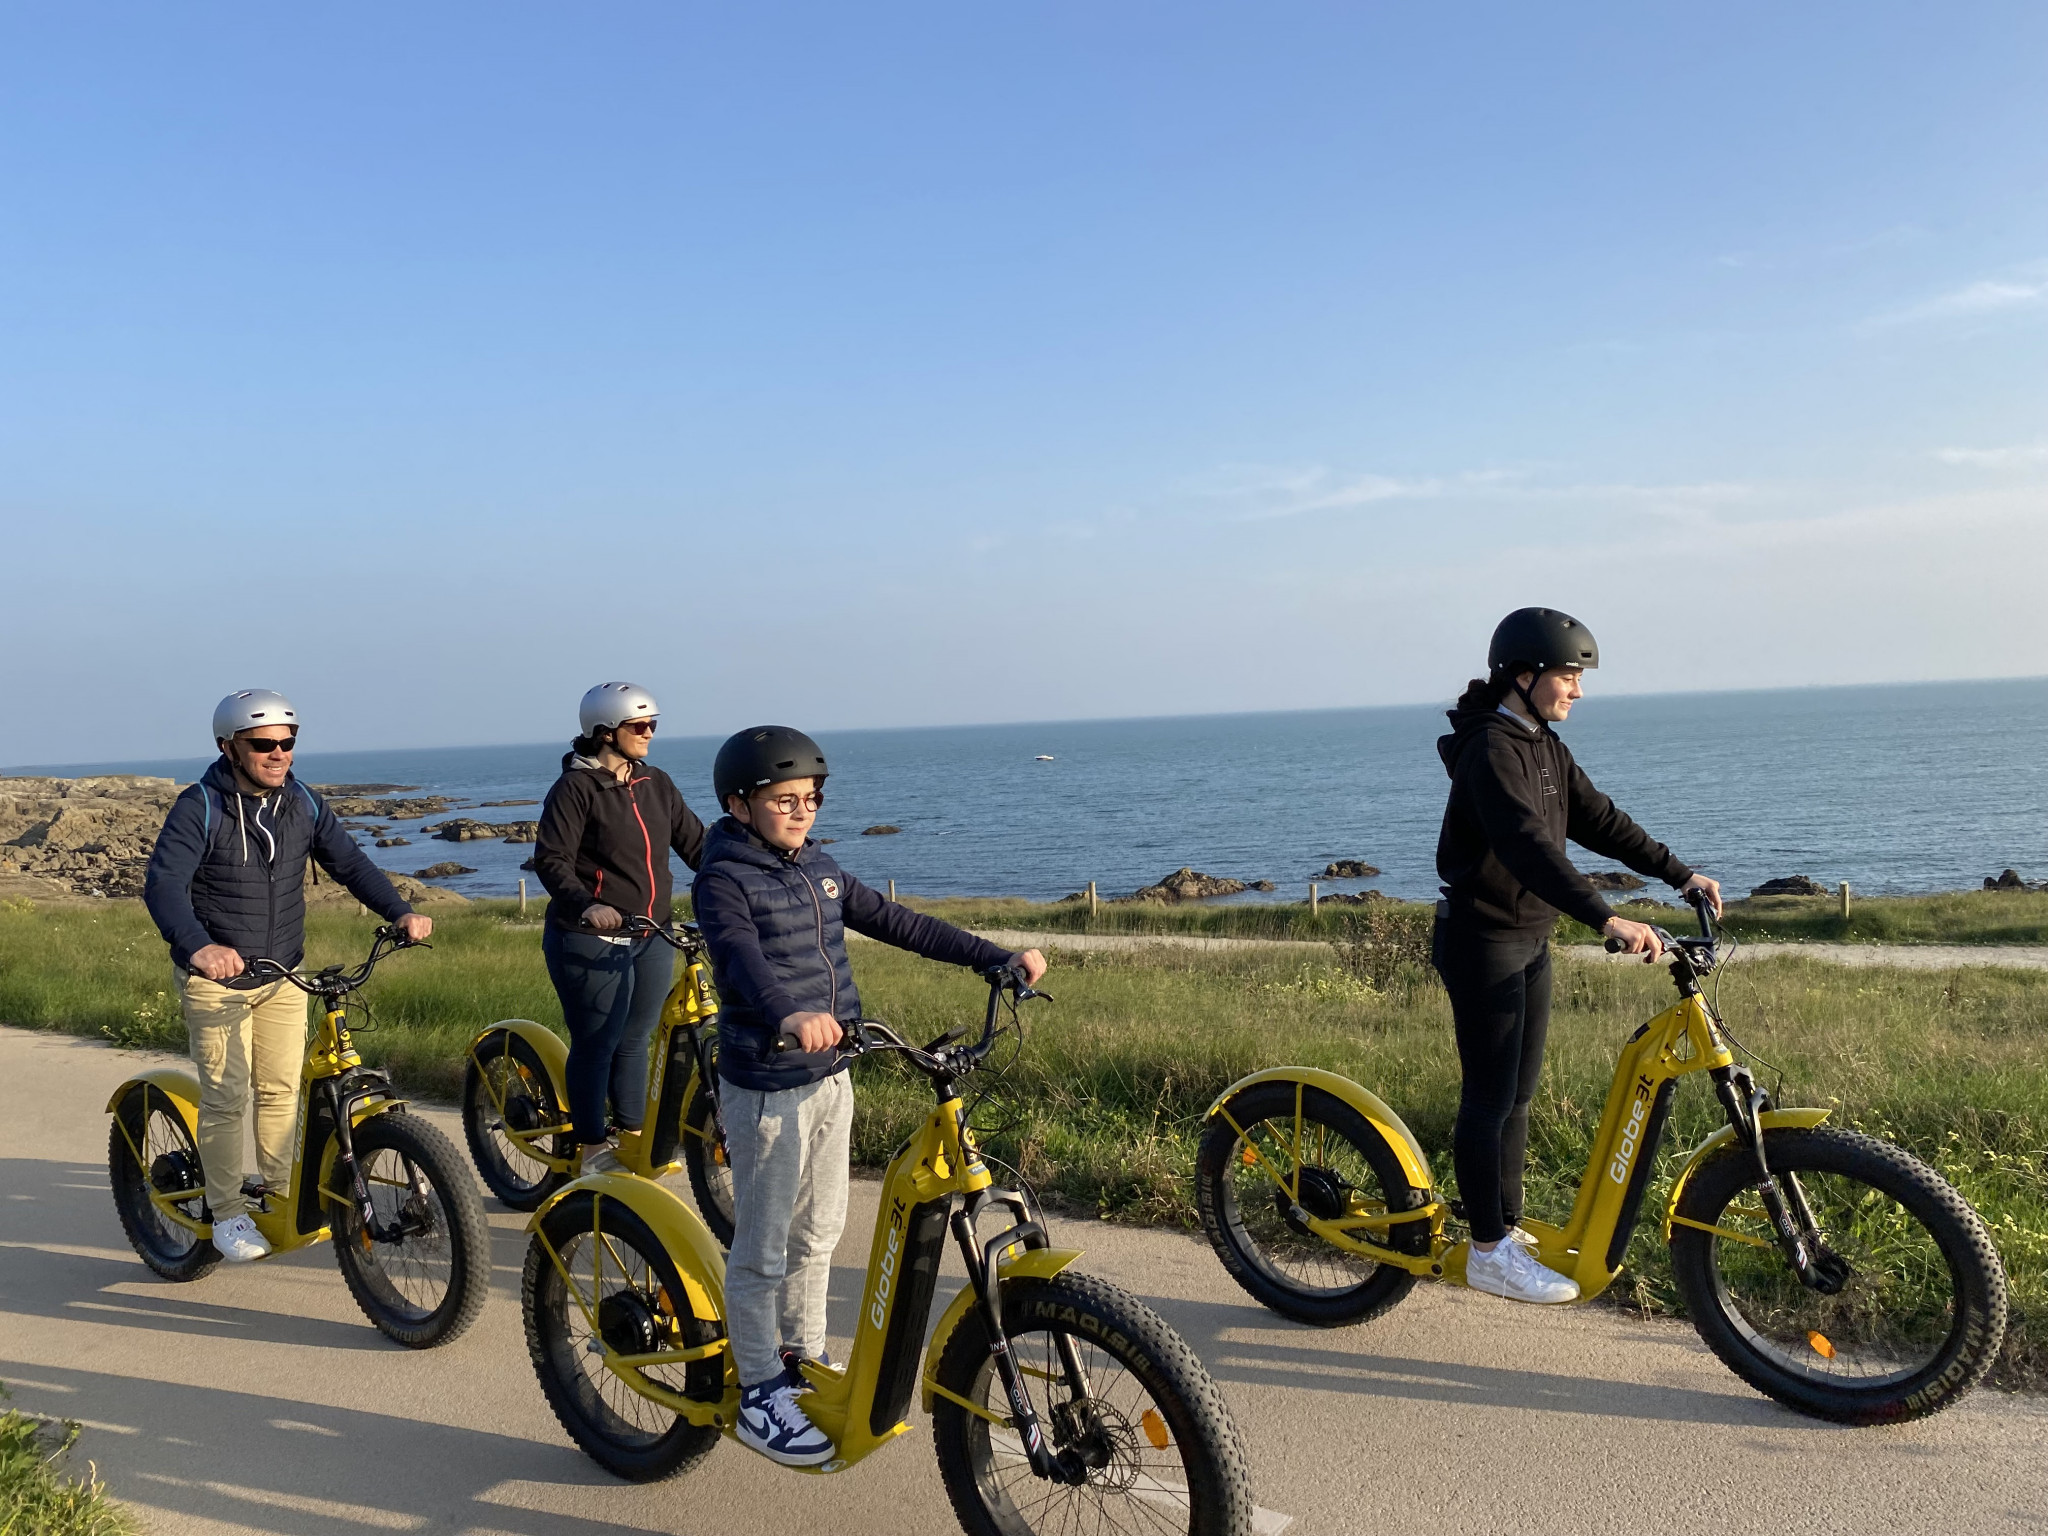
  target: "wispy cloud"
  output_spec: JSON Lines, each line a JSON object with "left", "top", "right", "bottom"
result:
{"left": 1193, "top": 464, "right": 1759, "bottom": 523}
{"left": 1865, "top": 264, "right": 2048, "bottom": 329}
{"left": 1935, "top": 441, "right": 2048, "bottom": 469}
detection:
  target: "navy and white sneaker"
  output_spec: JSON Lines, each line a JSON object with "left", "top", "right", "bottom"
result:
{"left": 736, "top": 1378, "right": 833, "bottom": 1467}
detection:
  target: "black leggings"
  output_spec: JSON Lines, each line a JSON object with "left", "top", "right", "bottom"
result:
{"left": 542, "top": 926, "right": 675, "bottom": 1145}
{"left": 1433, "top": 921, "right": 1553, "bottom": 1246}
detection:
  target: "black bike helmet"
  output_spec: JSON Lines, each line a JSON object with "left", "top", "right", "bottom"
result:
{"left": 1488, "top": 607, "right": 1600, "bottom": 675}
{"left": 713, "top": 726, "right": 830, "bottom": 810}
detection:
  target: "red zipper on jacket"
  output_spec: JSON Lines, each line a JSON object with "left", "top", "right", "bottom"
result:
{"left": 628, "top": 775, "right": 657, "bottom": 920}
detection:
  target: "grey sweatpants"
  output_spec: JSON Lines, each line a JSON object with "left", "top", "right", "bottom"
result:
{"left": 721, "top": 1072, "right": 854, "bottom": 1388}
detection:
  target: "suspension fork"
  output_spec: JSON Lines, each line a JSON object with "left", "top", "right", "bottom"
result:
{"left": 326, "top": 1075, "right": 382, "bottom": 1240}
{"left": 1710, "top": 1065, "right": 1827, "bottom": 1287}
{"left": 948, "top": 1208, "right": 1082, "bottom": 1486}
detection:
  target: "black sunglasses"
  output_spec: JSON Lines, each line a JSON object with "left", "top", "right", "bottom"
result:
{"left": 237, "top": 735, "right": 298, "bottom": 755}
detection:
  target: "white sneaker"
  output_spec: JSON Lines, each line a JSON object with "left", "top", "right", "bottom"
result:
{"left": 735, "top": 1379, "right": 834, "bottom": 1466}
{"left": 579, "top": 1143, "right": 625, "bottom": 1176}
{"left": 212, "top": 1213, "right": 271, "bottom": 1263}
{"left": 1466, "top": 1238, "right": 1578, "bottom": 1303}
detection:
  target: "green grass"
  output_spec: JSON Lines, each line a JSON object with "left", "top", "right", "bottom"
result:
{"left": 0, "top": 1404, "right": 137, "bottom": 1536}
{"left": 3, "top": 898, "right": 2044, "bottom": 1387}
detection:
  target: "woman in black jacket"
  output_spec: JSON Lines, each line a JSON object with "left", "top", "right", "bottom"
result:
{"left": 531, "top": 682, "right": 706, "bottom": 1174}
{"left": 1433, "top": 609, "right": 1720, "bottom": 1303}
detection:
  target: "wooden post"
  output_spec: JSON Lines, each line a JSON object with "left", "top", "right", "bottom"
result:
{"left": 1309, "top": 882, "right": 1320, "bottom": 915}
{"left": 1839, "top": 880, "right": 1850, "bottom": 918}
{"left": 888, "top": 879, "right": 896, "bottom": 902}
{"left": 519, "top": 878, "right": 528, "bottom": 916}
{"left": 1086, "top": 881, "right": 1097, "bottom": 918}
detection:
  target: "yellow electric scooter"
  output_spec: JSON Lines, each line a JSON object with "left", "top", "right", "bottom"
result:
{"left": 106, "top": 926, "right": 491, "bottom": 1347}
{"left": 462, "top": 917, "right": 733, "bottom": 1241}
{"left": 520, "top": 964, "right": 1257, "bottom": 1536}
{"left": 1197, "top": 890, "right": 2007, "bottom": 1425}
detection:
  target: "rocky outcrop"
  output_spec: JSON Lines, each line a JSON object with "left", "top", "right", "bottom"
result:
{"left": 429, "top": 819, "right": 540, "bottom": 843}
{"left": 309, "top": 783, "right": 419, "bottom": 795}
{"left": 477, "top": 799, "right": 539, "bottom": 808}
{"left": 1321, "top": 860, "right": 1381, "bottom": 879}
{"left": 1317, "top": 889, "right": 1388, "bottom": 906}
{"left": 414, "top": 862, "right": 475, "bottom": 879}
{"left": 1122, "top": 868, "right": 1246, "bottom": 903}
{"left": 1586, "top": 870, "right": 1647, "bottom": 891}
{"left": 304, "top": 869, "right": 467, "bottom": 908}
{"left": 862, "top": 825, "right": 902, "bottom": 837}
{"left": 1247, "top": 879, "right": 1277, "bottom": 892}
{"left": 1751, "top": 875, "right": 1830, "bottom": 897}
{"left": 0, "top": 775, "right": 183, "bottom": 897}
{"left": 1983, "top": 869, "right": 2044, "bottom": 891}
{"left": 375, "top": 836, "right": 411, "bottom": 847}
{"left": 322, "top": 796, "right": 453, "bottom": 819}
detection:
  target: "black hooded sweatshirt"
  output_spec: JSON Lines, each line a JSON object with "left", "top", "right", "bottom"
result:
{"left": 1435, "top": 708, "right": 1692, "bottom": 936}
{"left": 532, "top": 753, "right": 706, "bottom": 933}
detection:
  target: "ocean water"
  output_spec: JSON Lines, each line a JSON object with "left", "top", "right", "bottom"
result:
{"left": 15, "top": 677, "right": 2047, "bottom": 905}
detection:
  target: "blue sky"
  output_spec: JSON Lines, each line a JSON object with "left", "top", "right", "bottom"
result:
{"left": 3, "top": 4, "right": 2044, "bottom": 762}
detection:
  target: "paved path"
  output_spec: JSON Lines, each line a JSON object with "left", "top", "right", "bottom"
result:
{"left": 3, "top": 1025, "right": 2044, "bottom": 1536}
{"left": 975, "top": 928, "right": 2048, "bottom": 969}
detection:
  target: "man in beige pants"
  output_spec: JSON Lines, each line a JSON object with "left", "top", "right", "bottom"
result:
{"left": 143, "top": 691, "right": 430, "bottom": 1262}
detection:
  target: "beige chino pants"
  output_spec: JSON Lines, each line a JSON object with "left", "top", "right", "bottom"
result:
{"left": 178, "top": 972, "right": 309, "bottom": 1220}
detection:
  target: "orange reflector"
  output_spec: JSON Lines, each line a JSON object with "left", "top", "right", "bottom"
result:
{"left": 1141, "top": 1408, "right": 1170, "bottom": 1449}
{"left": 1807, "top": 1331, "right": 1835, "bottom": 1359}
{"left": 1241, "top": 1147, "right": 1259, "bottom": 1167}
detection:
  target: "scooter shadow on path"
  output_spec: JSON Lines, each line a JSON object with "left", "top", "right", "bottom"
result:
{"left": 0, "top": 1357, "right": 668, "bottom": 1536}
{"left": 1111, "top": 1290, "right": 1830, "bottom": 1433}
{"left": 0, "top": 1156, "right": 392, "bottom": 1353}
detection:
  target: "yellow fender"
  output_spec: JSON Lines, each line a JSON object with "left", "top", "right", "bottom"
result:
{"left": 1206, "top": 1066, "right": 1434, "bottom": 1192}
{"left": 1662, "top": 1107, "right": 1832, "bottom": 1239}
{"left": 473, "top": 1019, "right": 570, "bottom": 1111}
{"left": 530, "top": 1171, "right": 728, "bottom": 1323}
{"left": 106, "top": 1069, "right": 202, "bottom": 1126}
{"left": 919, "top": 1247, "right": 1082, "bottom": 1414}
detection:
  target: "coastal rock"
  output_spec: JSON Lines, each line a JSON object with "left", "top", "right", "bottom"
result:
{"left": 0, "top": 775, "right": 184, "bottom": 898}
{"left": 519, "top": 857, "right": 537, "bottom": 871}
{"left": 432, "top": 818, "right": 540, "bottom": 843}
{"left": 309, "top": 783, "right": 420, "bottom": 796}
{"left": 1317, "top": 889, "right": 1388, "bottom": 906}
{"left": 1751, "top": 875, "right": 1830, "bottom": 897}
{"left": 414, "top": 861, "right": 475, "bottom": 879}
{"left": 1586, "top": 870, "right": 1647, "bottom": 891}
{"left": 1122, "top": 867, "right": 1247, "bottom": 903}
{"left": 1321, "top": 860, "right": 1381, "bottom": 879}
{"left": 1247, "top": 879, "right": 1277, "bottom": 892}
{"left": 478, "top": 799, "right": 539, "bottom": 808}
{"left": 323, "top": 796, "right": 453, "bottom": 820}
{"left": 1985, "top": 869, "right": 2029, "bottom": 891}
{"left": 375, "top": 836, "right": 411, "bottom": 847}
{"left": 305, "top": 869, "right": 467, "bottom": 908}
{"left": 862, "top": 825, "right": 902, "bottom": 837}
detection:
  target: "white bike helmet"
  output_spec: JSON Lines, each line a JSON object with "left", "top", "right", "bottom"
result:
{"left": 579, "top": 682, "right": 659, "bottom": 736}
{"left": 213, "top": 690, "right": 299, "bottom": 744}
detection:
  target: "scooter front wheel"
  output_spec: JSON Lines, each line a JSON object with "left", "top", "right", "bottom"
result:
{"left": 1670, "top": 1126, "right": 2007, "bottom": 1424}
{"left": 332, "top": 1109, "right": 491, "bottom": 1347}
{"left": 522, "top": 1190, "right": 726, "bottom": 1482}
{"left": 931, "top": 1272, "right": 1256, "bottom": 1536}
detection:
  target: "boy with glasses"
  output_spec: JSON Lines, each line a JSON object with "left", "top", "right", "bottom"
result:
{"left": 143, "top": 690, "right": 430, "bottom": 1262}
{"left": 693, "top": 726, "right": 1044, "bottom": 1466}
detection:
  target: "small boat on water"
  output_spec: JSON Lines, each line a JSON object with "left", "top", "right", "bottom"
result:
{"left": 1035, "top": 755, "right": 1055, "bottom": 761}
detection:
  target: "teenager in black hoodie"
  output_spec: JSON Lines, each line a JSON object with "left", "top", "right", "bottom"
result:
{"left": 1434, "top": 609, "right": 1721, "bottom": 1304}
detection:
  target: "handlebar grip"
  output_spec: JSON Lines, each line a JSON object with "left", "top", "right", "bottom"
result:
{"left": 1603, "top": 937, "right": 1625, "bottom": 953}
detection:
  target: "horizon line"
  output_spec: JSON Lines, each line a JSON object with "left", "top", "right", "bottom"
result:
{"left": 6, "top": 671, "right": 2045, "bottom": 779}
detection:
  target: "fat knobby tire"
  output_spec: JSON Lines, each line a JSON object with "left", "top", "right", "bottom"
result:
{"left": 462, "top": 1029, "right": 569, "bottom": 1212}
{"left": 681, "top": 1081, "right": 736, "bottom": 1248}
{"left": 931, "top": 1271, "right": 1256, "bottom": 1536}
{"left": 1669, "top": 1126, "right": 2007, "bottom": 1424}
{"left": 107, "top": 1089, "right": 219, "bottom": 1282}
{"left": 334, "top": 1109, "right": 492, "bottom": 1348}
{"left": 1195, "top": 1080, "right": 1427, "bottom": 1326}
{"left": 521, "top": 1192, "right": 724, "bottom": 1482}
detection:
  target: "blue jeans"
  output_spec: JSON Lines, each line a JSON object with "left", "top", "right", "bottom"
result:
{"left": 542, "top": 926, "right": 675, "bottom": 1144}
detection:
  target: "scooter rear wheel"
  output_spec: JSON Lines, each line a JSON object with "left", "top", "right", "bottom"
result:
{"left": 1196, "top": 1079, "right": 1428, "bottom": 1326}
{"left": 107, "top": 1085, "right": 218, "bottom": 1281}
{"left": 522, "top": 1190, "right": 725, "bottom": 1482}
{"left": 680, "top": 1077, "right": 735, "bottom": 1248}
{"left": 463, "top": 1028, "right": 572, "bottom": 1211}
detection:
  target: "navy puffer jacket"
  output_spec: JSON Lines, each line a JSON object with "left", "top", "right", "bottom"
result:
{"left": 692, "top": 818, "right": 1015, "bottom": 1092}
{"left": 143, "top": 758, "right": 415, "bottom": 987}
